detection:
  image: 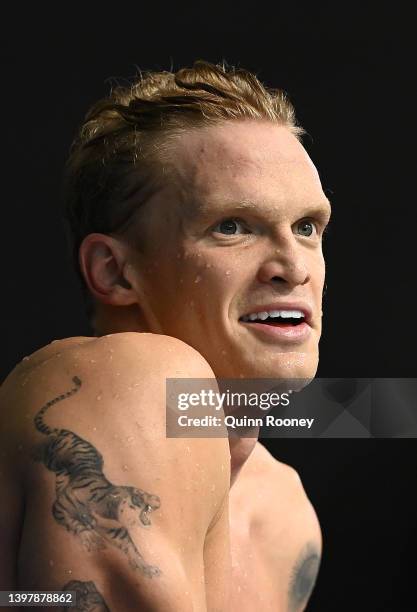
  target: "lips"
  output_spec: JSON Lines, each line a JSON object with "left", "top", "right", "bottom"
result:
{"left": 238, "top": 302, "right": 313, "bottom": 343}
{"left": 238, "top": 302, "right": 313, "bottom": 325}
{"left": 239, "top": 319, "right": 311, "bottom": 343}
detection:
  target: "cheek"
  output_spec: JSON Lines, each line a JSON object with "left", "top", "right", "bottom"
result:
{"left": 180, "top": 250, "right": 241, "bottom": 293}
{"left": 311, "top": 252, "right": 326, "bottom": 291}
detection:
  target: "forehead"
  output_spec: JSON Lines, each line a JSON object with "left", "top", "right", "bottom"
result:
{"left": 170, "top": 120, "right": 324, "bottom": 214}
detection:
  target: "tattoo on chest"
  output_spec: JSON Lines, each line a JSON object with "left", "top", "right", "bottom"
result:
{"left": 288, "top": 543, "right": 321, "bottom": 611}
{"left": 62, "top": 579, "right": 110, "bottom": 611}
{"left": 32, "top": 376, "right": 161, "bottom": 578}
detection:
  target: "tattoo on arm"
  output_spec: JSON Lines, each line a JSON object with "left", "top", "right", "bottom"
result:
{"left": 33, "top": 376, "right": 162, "bottom": 578}
{"left": 62, "top": 580, "right": 110, "bottom": 611}
{"left": 288, "top": 543, "right": 321, "bottom": 612}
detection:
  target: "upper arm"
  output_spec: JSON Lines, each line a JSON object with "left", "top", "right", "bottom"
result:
{"left": 2, "top": 333, "right": 231, "bottom": 611}
{"left": 0, "top": 468, "right": 24, "bottom": 592}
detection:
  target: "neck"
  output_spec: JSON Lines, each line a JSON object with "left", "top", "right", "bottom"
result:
{"left": 228, "top": 432, "right": 259, "bottom": 487}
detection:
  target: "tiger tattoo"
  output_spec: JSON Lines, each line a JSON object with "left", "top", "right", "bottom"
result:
{"left": 33, "top": 375, "right": 161, "bottom": 578}
{"left": 62, "top": 579, "right": 110, "bottom": 612}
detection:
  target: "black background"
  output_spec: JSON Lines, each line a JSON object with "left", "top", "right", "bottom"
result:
{"left": 2, "top": 3, "right": 415, "bottom": 610}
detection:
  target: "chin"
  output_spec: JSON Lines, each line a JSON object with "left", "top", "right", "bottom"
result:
{"left": 243, "top": 351, "right": 319, "bottom": 382}
{"left": 208, "top": 343, "right": 319, "bottom": 382}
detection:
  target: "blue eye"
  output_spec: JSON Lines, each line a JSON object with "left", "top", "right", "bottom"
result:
{"left": 296, "top": 220, "right": 315, "bottom": 237}
{"left": 213, "top": 219, "right": 246, "bottom": 235}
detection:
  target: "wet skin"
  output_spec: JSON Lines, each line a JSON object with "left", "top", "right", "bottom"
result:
{"left": 77, "top": 120, "right": 330, "bottom": 609}
{"left": 81, "top": 120, "right": 331, "bottom": 381}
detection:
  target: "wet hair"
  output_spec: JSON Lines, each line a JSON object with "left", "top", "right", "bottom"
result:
{"left": 62, "top": 60, "right": 304, "bottom": 319}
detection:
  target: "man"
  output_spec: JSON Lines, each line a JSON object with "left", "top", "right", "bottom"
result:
{"left": 0, "top": 61, "right": 330, "bottom": 610}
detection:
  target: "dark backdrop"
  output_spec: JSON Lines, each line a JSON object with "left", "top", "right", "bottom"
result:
{"left": 2, "top": 3, "right": 415, "bottom": 610}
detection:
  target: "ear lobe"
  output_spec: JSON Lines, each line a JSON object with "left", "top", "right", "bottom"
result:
{"left": 79, "top": 234, "right": 137, "bottom": 306}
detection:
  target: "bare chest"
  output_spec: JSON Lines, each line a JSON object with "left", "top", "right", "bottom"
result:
{"left": 228, "top": 447, "right": 322, "bottom": 612}
{"left": 229, "top": 504, "right": 298, "bottom": 611}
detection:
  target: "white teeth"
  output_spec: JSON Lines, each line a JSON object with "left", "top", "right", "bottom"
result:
{"left": 241, "top": 309, "right": 305, "bottom": 322}
{"left": 257, "top": 312, "right": 269, "bottom": 320}
{"left": 269, "top": 310, "right": 281, "bottom": 318}
{"left": 280, "top": 310, "right": 303, "bottom": 318}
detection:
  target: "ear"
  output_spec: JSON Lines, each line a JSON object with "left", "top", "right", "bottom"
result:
{"left": 78, "top": 233, "right": 138, "bottom": 306}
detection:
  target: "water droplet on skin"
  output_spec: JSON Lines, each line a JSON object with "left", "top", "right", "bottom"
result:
{"left": 109, "top": 349, "right": 114, "bottom": 353}
{"left": 113, "top": 393, "right": 120, "bottom": 399}
{"left": 126, "top": 436, "right": 134, "bottom": 443}
{"left": 90, "top": 359, "right": 96, "bottom": 364}
{"left": 205, "top": 263, "right": 212, "bottom": 269}
{"left": 115, "top": 372, "right": 120, "bottom": 376}
{"left": 22, "top": 356, "right": 30, "bottom": 361}
{"left": 65, "top": 569, "right": 73, "bottom": 575}
{"left": 179, "top": 278, "right": 184, "bottom": 284}
{"left": 122, "top": 464, "right": 129, "bottom": 471}
{"left": 194, "top": 275, "right": 202, "bottom": 283}
{"left": 92, "top": 427, "right": 97, "bottom": 432}
{"left": 225, "top": 270, "right": 231, "bottom": 276}
{"left": 221, "top": 350, "right": 227, "bottom": 356}
{"left": 96, "top": 395, "right": 102, "bottom": 401}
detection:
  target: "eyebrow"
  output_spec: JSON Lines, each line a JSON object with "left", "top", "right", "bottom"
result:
{"left": 197, "top": 198, "right": 332, "bottom": 219}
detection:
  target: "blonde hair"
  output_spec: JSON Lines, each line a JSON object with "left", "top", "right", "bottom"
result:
{"left": 63, "top": 60, "right": 304, "bottom": 315}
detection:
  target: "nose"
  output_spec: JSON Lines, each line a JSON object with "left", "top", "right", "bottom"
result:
{"left": 256, "top": 236, "right": 310, "bottom": 288}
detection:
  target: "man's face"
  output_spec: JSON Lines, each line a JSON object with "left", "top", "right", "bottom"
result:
{"left": 127, "top": 121, "right": 331, "bottom": 379}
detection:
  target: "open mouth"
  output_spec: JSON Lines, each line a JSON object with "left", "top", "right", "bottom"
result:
{"left": 243, "top": 317, "right": 304, "bottom": 326}
{"left": 238, "top": 308, "right": 311, "bottom": 342}
{"left": 239, "top": 311, "right": 307, "bottom": 327}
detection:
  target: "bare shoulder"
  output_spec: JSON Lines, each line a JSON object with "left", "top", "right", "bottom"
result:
{"left": 1, "top": 331, "right": 215, "bottom": 389}
{"left": 248, "top": 441, "right": 304, "bottom": 485}
{"left": 240, "top": 441, "right": 301, "bottom": 485}
{"left": 0, "top": 332, "right": 230, "bottom": 605}
{"left": 233, "top": 441, "right": 322, "bottom": 548}
{"left": 0, "top": 332, "right": 215, "bottom": 429}
{"left": 0, "top": 332, "right": 225, "bottom": 487}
